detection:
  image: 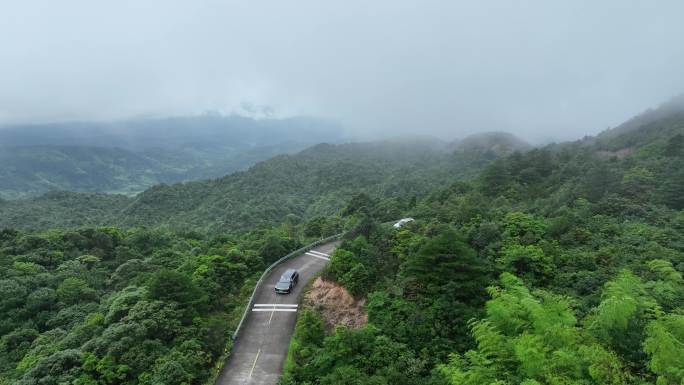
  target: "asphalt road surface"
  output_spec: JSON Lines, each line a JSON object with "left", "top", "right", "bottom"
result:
{"left": 216, "top": 241, "right": 339, "bottom": 385}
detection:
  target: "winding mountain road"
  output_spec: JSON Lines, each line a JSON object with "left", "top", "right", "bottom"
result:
{"left": 216, "top": 241, "right": 339, "bottom": 385}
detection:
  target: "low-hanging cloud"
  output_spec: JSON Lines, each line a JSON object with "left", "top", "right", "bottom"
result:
{"left": 1, "top": 0, "right": 684, "bottom": 142}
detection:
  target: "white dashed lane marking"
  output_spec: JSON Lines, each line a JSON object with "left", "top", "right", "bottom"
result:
{"left": 305, "top": 252, "right": 330, "bottom": 261}
{"left": 252, "top": 303, "right": 298, "bottom": 312}
{"left": 308, "top": 250, "right": 330, "bottom": 257}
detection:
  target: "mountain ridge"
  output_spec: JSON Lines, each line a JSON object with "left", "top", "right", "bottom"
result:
{"left": 0, "top": 115, "right": 347, "bottom": 199}
{"left": 0, "top": 139, "right": 501, "bottom": 231}
{"left": 1, "top": 99, "right": 682, "bottom": 232}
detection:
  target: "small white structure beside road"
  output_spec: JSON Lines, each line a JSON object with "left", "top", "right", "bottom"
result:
{"left": 393, "top": 218, "right": 415, "bottom": 228}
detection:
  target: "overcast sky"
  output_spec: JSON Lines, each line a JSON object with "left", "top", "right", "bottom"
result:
{"left": 1, "top": 1, "right": 684, "bottom": 142}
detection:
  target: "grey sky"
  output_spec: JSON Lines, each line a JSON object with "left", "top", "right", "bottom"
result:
{"left": 1, "top": 1, "right": 683, "bottom": 142}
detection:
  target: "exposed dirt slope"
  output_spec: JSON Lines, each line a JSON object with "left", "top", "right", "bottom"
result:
{"left": 304, "top": 277, "right": 367, "bottom": 330}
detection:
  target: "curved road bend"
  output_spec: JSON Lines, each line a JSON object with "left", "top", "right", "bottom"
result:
{"left": 216, "top": 241, "right": 339, "bottom": 385}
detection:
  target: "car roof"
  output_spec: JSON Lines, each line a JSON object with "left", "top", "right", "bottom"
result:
{"left": 283, "top": 268, "right": 296, "bottom": 276}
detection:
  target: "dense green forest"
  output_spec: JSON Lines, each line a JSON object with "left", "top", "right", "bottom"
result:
{"left": 0, "top": 221, "right": 348, "bottom": 385}
{"left": 0, "top": 136, "right": 525, "bottom": 232}
{"left": 281, "top": 103, "right": 684, "bottom": 384}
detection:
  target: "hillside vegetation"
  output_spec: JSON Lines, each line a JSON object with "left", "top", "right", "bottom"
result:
{"left": 0, "top": 136, "right": 525, "bottom": 232}
{"left": 282, "top": 102, "right": 684, "bottom": 385}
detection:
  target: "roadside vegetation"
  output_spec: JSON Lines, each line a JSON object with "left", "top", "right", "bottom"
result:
{"left": 0, "top": 225, "right": 336, "bottom": 385}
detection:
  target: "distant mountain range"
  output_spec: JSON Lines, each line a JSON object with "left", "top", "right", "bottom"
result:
{"left": 0, "top": 131, "right": 531, "bottom": 231}
{"left": 0, "top": 115, "right": 346, "bottom": 198}
{"left": 1, "top": 95, "right": 682, "bottom": 233}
